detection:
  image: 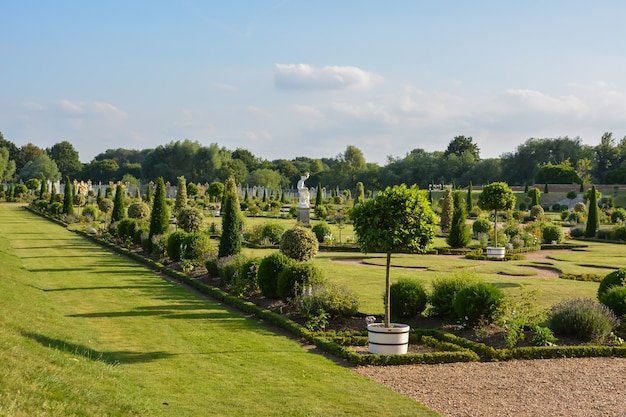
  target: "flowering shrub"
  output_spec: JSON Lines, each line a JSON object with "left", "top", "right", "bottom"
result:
{"left": 549, "top": 298, "right": 619, "bottom": 344}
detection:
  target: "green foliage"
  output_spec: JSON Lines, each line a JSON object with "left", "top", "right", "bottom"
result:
{"left": 231, "top": 257, "right": 261, "bottom": 297}
{"left": 82, "top": 204, "right": 99, "bottom": 220}
{"left": 549, "top": 298, "right": 619, "bottom": 344}
{"left": 452, "top": 281, "right": 505, "bottom": 325}
{"left": 355, "top": 181, "right": 365, "bottom": 204}
{"left": 529, "top": 205, "right": 544, "bottom": 221}
{"left": 116, "top": 218, "right": 138, "bottom": 242}
{"left": 530, "top": 325, "right": 558, "bottom": 346}
{"left": 214, "top": 253, "right": 249, "bottom": 286}
{"left": 295, "top": 283, "right": 360, "bottom": 319}
{"left": 612, "top": 225, "right": 626, "bottom": 241}
{"left": 183, "top": 232, "right": 214, "bottom": 262}
{"left": 585, "top": 185, "right": 599, "bottom": 238}
{"left": 446, "top": 191, "right": 471, "bottom": 248}
{"left": 566, "top": 190, "right": 578, "bottom": 200}
{"left": 541, "top": 223, "right": 564, "bottom": 244}
{"left": 62, "top": 176, "right": 73, "bottom": 214}
{"left": 311, "top": 221, "right": 333, "bottom": 243}
{"left": 177, "top": 207, "right": 205, "bottom": 233}
{"left": 166, "top": 230, "right": 189, "bottom": 262}
{"left": 258, "top": 221, "right": 286, "bottom": 245}
{"left": 429, "top": 272, "right": 478, "bottom": 319}
{"left": 279, "top": 226, "right": 319, "bottom": 261}
{"left": 149, "top": 177, "right": 170, "bottom": 238}
{"left": 175, "top": 176, "right": 188, "bottom": 211}
{"left": 257, "top": 252, "right": 294, "bottom": 298}
{"left": 439, "top": 188, "right": 454, "bottom": 232}
{"left": 477, "top": 182, "right": 515, "bottom": 247}
{"left": 111, "top": 183, "right": 126, "bottom": 222}
{"left": 127, "top": 201, "right": 150, "bottom": 219}
{"left": 574, "top": 202, "right": 586, "bottom": 213}
{"left": 72, "top": 193, "right": 85, "bottom": 208}
{"left": 599, "top": 286, "right": 626, "bottom": 318}
{"left": 389, "top": 278, "right": 428, "bottom": 319}
{"left": 218, "top": 177, "right": 243, "bottom": 258}
{"left": 277, "top": 261, "right": 325, "bottom": 302}
{"left": 98, "top": 198, "right": 113, "bottom": 215}
{"left": 597, "top": 269, "right": 626, "bottom": 299}
{"left": 527, "top": 187, "right": 540, "bottom": 207}
{"left": 611, "top": 208, "right": 626, "bottom": 223}
{"left": 472, "top": 216, "right": 492, "bottom": 236}
{"left": 466, "top": 182, "right": 473, "bottom": 214}
{"left": 534, "top": 162, "right": 582, "bottom": 184}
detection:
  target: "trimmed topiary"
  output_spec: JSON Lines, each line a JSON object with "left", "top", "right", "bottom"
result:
{"left": 529, "top": 205, "right": 544, "bottom": 221}
{"left": 612, "top": 226, "right": 626, "bottom": 241}
{"left": 452, "top": 281, "right": 504, "bottom": 325}
{"left": 429, "top": 273, "right": 478, "bottom": 319}
{"left": 183, "top": 232, "right": 214, "bottom": 261}
{"left": 598, "top": 286, "right": 626, "bottom": 318}
{"left": 277, "top": 261, "right": 325, "bottom": 302}
{"left": 127, "top": 201, "right": 150, "bottom": 220}
{"left": 549, "top": 298, "right": 619, "bottom": 344}
{"left": 166, "top": 230, "right": 189, "bottom": 262}
{"left": 259, "top": 221, "right": 286, "bottom": 245}
{"left": 279, "top": 225, "right": 319, "bottom": 261}
{"left": 389, "top": 278, "right": 428, "bottom": 319}
{"left": 541, "top": 223, "right": 564, "bottom": 244}
{"left": 471, "top": 216, "right": 492, "bottom": 237}
{"left": 257, "top": 252, "right": 294, "bottom": 298}
{"left": 311, "top": 221, "right": 333, "bottom": 243}
{"left": 597, "top": 268, "right": 626, "bottom": 299}
{"left": 116, "top": 218, "right": 138, "bottom": 241}
{"left": 177, "top": 207, "right": 205, "bottom": 233}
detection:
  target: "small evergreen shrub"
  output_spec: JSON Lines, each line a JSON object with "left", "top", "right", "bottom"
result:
{"left": 541, "top": 224, "right": 564, "bottom": 244}
{"left": 231, "top": 257, "right": 261, "bottom": 296}
{"left": 566, "top": 190, "right": 578, "bottom": 200}
{"left": 215, "top": 253, "right": 249, "bottom": 285}
{"left": 518, "top": 202, "right": 527, "bottom": 211}
{"left": 177, "top": 207, "right": 205, "bottom": 233}
{"left": 611, "top": 208, "right": 626, "bottom": 223}
{"left": 127, "top": 201, "right": 150, "bottom": 219}
{"left": 259, "top": 222, "right": 286, "bottom": 245}
{"left": 573, "top": 202, "right": 586, "bottom": 213}
{"left": 183, "top": 232, "right": 214, "bottom": 261}
{"left": 311, "top": 222, "right": 333, "bottom": 243}
{"left": 612, "top": 226, "right": 626, "bottom": 241}
{"left": 549, "top": 298, "right": 619, "bottom": 343}
{"left": 529, "top": 205, "right": 544, "bottom": 221}
{"left": 279, "top": 226, "right": 319, "bottom": 261}
{"left": 98, "top": 198, "right": 114, "bottom": 214}
{"left": 166, "top": 230, "right": 189, "bottom": 262}
{"left": 597, "top": 268, "right": 626, "bottom": 299}
{"left": 452, "top": 282, "right": 505, "bottom": 325}
{"left": 389, "top": 279, "right": 428, "bottom": 319}
{"left": 116, "top": 218, "right": 138, "bottom": 242}
{"left": 276, "top": 262, "right": 324, "bottom": 302}
{"left": 429, "top": 273, "right": 478, "bottom": 319}
{"left": 82, "top": 204, "right": 99, "bottom": 220}
{"left": 295, "top": 283, "right": 360, "bottom": 319}
{"left": 257, "top": 252, "right": 294, "bottom": 298}
{"left": 472, "top": 216, "right": 492, "bottom": 236}
{"left": 598, "top": 286, "right": 626, "bottom": 318}
{"left": 569, "top": 227, "right": 585, "bottom": 237}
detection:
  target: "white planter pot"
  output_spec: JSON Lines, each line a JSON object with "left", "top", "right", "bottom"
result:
{"left": 486, "top": 246, "right": 505, "bottom": 259}
{"left": 367, "top": 323, "right": 410, "bottom": 354}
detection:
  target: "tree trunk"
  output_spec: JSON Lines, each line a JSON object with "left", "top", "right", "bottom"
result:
{"left": 493, "top": 209, "right": 498, "bottom": 247}
{"left": 385, "top": 252, "right": 391, "bottom": 328}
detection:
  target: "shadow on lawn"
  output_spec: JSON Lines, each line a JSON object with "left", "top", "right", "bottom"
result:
{"left": 21, "top": 331, "right": 175, "bottom": 365}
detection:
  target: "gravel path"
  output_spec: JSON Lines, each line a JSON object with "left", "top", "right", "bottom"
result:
{"left": 354, "top": 357, "right": 626, "bottom": 417}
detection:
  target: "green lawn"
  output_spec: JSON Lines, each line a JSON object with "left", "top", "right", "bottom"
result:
{"left": 0, "top": 204, "right": 438, "bottom": 417}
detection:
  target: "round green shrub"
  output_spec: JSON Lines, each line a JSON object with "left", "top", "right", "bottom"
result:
{"left": 529, "top": 205, "right": 544, "bottom": 221}
{"left": 541, "top": 224, "right": 564, "bottom": 244}
{"left": 569, "top": 226, "right": 584, "bottom": 237}
{"left": 611, "top": 207, "right": 626, "bottom": 223}
{"left": 429, "top": 274, "right": 477, "bottom": 319}
{"left": 98, "top": 198, "right": 114, "bottom": 214}
{"left": 279, "top": 225, "right": 319, "bottom": 261}
{"left": 260, "top": 222, "right": 286, "bottom": 245}
{"left": 116, "top": 218, "right": 138, "bottom": 241}
{"left": 612, "top": 226, "right": 626, "bottom": 241}
{"left": 566, "top": 190, "right": 578, "bottom": 200}
{"left": 472, "top": 216, "right": 492, "bottom": 236}
{"left": 127, "top": 201, "right": 151, "bottom": 219}
{"left": 276, "top": 262, "right": 324, "bottom": 302}
{"left": 166, "top": 230, "right": 189, "bottom": 262}
{"left": 389, "top": 278, "right": 428, "bottom": 319}
{"left": 549, "top": 298, "right": 619, "bottom": 343}
{"left": 82, "top": 204, "right": 99, "bottom": 219}
{"left": 257, "top": 252, "right": 294, "bottom": 298}
{"left": 183, "top": 232, "right": 214, "bottom": 261}
{"left": 452, "top": 281, "right": 504, "bottom": 325}
{"left": 573, "top": 202, "right": 586, "bottom": 213}
{"left": 597, "top": 268, "right": 626, "bottom": 299}
{"left": 599, "top": 286, "right": 626, "bottom": 318}
{"left": 177, "top": 207, "right": 204, "bottom": 233}
{"left": 311, "top": 221, "right": 333, "bottom": 243}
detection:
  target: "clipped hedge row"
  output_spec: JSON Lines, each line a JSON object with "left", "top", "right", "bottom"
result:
{"left": 559, "top": 273, "right": 604, "bottom": 282}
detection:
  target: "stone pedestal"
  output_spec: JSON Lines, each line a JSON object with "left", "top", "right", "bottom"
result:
{"left": 297, "top": 206, "right": 310, "bottom": 226}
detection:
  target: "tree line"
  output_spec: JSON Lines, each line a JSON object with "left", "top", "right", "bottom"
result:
{"left": 2, "top": 131, "right": 626, "bottom": 193}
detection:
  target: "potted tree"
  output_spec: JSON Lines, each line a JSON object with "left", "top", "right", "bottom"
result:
{"left": 477, "top": 182, "right": 516, "bottom": 258}
{"left": 351, "top": 184, "right": 437, "bottom": 354}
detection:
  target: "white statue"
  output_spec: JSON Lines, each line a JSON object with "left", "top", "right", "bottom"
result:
{"left": 297, "top": 172, "right": 310, "bottom": 208}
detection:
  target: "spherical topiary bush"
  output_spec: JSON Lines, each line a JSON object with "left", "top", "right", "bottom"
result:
{"left": 82, "top": 204, "right": 99, "bottom": 220}
{"left": 389, "top": 278, "right": 428, "bottom": 319}
{"left": 472, "top": 216, "right": 492, "bottom": 237}
{"left": 612, "top": 226, "right": 626, "bottom": 242}
{"left": 611, "top": 207, "right": 626, "bottom": 223}
{"left": 311, "top": 221, "right": 333, "bottom": 243}
{"left": 127, "top": 201, "right": 151, "bottom": 220}
{"left": 541, "top": 223, "right": 564, "bottom": 244}
{"left": 98, "top": 198, "right": 114, "bottom": 214}
{"left": 566, "top": 190, "right": 578, "bottom": 200}
{"left": 279, "top": 225, "right": 319, "bottom": 261}
{"left": 429, "top": 274, "right": 478, "bottom": 319}
{"left": 277, "top": 261, "right": 325, "bottom": 302}
{"left": 452, "top": 281, "right": 504, "bottom": 325}
{"left": 177, "top": 207, "right": 205, "bottom": 233}
{"left": 183, "top": 232, "right": 215, "bottom": 261}
{"left": 599, "top": 286, "right": 626, "bottom": 318}
{"left": 549, "top": 298, "right": 619, "bottom": 343}
{"left": 573, "top": 202, "right": 586, "bottom": 213}
{"left": 166, "top": 230, "right": 189, "bottom": 262}
{"left": 116, "top": 218, "right": 138, "bottom": 241}
{"left": 597, "top": 268, "right": 626, "bottom": 299}
{"left": 257, "top": 252, "right": 294, "bottom": 298}
{"left": 529, "top": 205, "right": 545, "bottom": 221}
{"left": 260, "top": 222, "right": 286, "bottom": 245}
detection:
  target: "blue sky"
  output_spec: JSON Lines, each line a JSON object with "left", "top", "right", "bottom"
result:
{"left": 2, "top": 1, "right": 626, "bottom": 165}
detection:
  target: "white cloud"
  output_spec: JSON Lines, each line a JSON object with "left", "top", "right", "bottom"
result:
{"left": 503, "top": 89, "right": 587, "bottom": 116}
{"left": 291, "top": 104, "right": 323, "bottom": 117}
{"left": 59, "top": 100, "right": 128, "bottom": 120}
{"left": 331, "top": 101, "right": 398, "bottom": 124}
{"left": 274, "top": 63, "right": 383, "bottom": 90}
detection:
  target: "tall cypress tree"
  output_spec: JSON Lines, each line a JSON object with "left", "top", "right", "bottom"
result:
{"left": 447, "top": 191, "right": 471, "bottom": 248}
{"left": 439, "top": 187, "right": 454, "bottom": 233}
{"left": 175, "top": 176, "right": 188, "bottom": 212}
{"left": 145, "top": 183, "right": 153, "bottom": 203}
{"left": 111, "top": 183, "right": 126, "bottom": 222}
{"left": 315, "top": 183, "right": 323, "bottom": 206}
{"left": 39, "top": 178, "right": 46, "bottom": 200}
{"left": 50, "top": 184, "right": 57, "bottom": 205}
{"left": 466, "top": 182, "right": 473, "bottom": 214}
{"left": 62, "top": 176, "right": 74, "bottom": 215}
{"left": 585, "top": 185, "right": 599, "bottom": 238}
{"left": 355, "top": 182, "right": 365, "bottom": 203}
{"left": 149, "top": 177, "right": 169, "bottom": 238}
{"left": 218, "top": 177, "right": 242, "bottom": 258}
